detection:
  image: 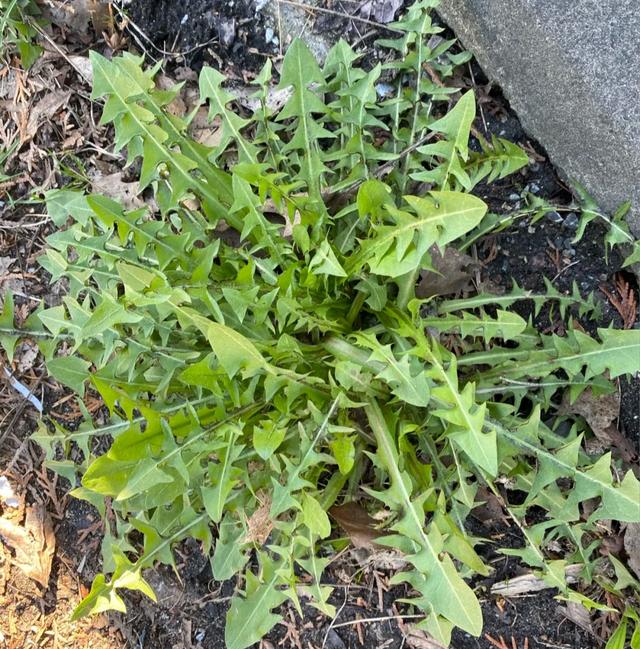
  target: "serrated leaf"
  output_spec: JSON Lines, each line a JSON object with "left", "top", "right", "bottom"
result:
{"left": 46, "top": 355, "right": 91, "bottom": 396}
{"left": 302, "top": 493, "right": 332, "bottom": 538}
{"left": 355, "top": 191, "right": 487, "bottom": 277}
{"left": 225, "top": 555, "right": 288, "bottom": 649}
{"left": 365, "top": 400, "right": 482, "bottom": 636}
{"left": 309, "top": 240, "right": 347, "bottom": 277}
{"left": 253, "top": 420, "right": 286, "bottom": 460}
{"left": 355, "top": 334, "right": 430, "bottom": 407}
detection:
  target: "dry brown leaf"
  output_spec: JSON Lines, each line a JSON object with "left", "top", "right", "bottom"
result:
{"left": 403, "top": 626, "right": 447, "bottom": 649}
{"left": 560, "top": 388, "right": 637, "bottom": 463}
{"left": 491, "top": 564, "right": 580, "bottom": 596}
{"left": 188, "top": 107, "right": 223, "bottom": 148}
{"left": 329, "top": 502, "right": 381, "bottom": 549}
{"left": 234, "top": 85, "right": 293, "bottom": 114}
{"left": 416, "top": 246, "right": 477, "bottom": 298}
{"left": 16, "top": 341, "right": 39, "bottom": 373}
{"left": 25, "top": 90, "right": 71, "bottom": 142}
{"left": 43, "top": 0, "right": 108, "bottom": 37}
{"left": 62, "top": 130, "right": 85, "bottom": 150}
{"left": 624, "top": 522, "right": 640, "bottom": 580}
{"left": 0, "top": 256, "right": 15, "bottom": 275}
{"left": 67, "top": 55, "right": 93, "bottom": 84}
{"left": 243, "top": 493, "right": 273, "bottom": 546}
{"left": 0, "top": 503, "right": 55, "bottom": 587}
{"left": 471, "top": 485, "right": 505, "bottom": 525}
{"left": 560, "top": 388, "right": 619, "bottom": 438}
{"left": 157, "top": 74, "right": 187, "bottom": 118}
{"left": 558, "top": 600, "right": 593, "bottom": 635}
{"left": 359, "top": 0, "right": 404, "bottom": 24}
{"left": 91, "top": 172, "right": 145, "bottom": 211}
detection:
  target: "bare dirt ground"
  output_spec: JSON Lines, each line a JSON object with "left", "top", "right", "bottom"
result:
{"left": 0, "top": 2, "right": 638, "bottom": 648}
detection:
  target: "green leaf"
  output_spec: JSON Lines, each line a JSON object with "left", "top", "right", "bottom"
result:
{"left": 428, "top": 90, "right": 475, "bottom": 161}
{"left": 302, "top": 493, "right": 332, "bottom": 538}
{"left": 176, "top": 306, "right": 267, "bottom": 378}
{"left": 202, "top": 439, "right": 244, "bottom": 523}
{"left": 355, "top": 191, "right": 487, "bottom": 277}
{"left": 199, "top": 67, "right": 258, "bottom": 162}
{"left": 46, "top": 355, "right": 91, "bottom": 396}
{"left": 225, "top": 554, "right": 288, "bottom": 649}
{"left": 329, "top": 434, "right": 355, "bottom": 475}
{"left": 81, "top": 294, "right": 143, "bottom": 341}
{"left": 365, "top": 400, "right": 482, "bottom": 639}
{"left": 253, "top": 419, "right": 286, "bottom": 460}
{"left": 276, "top": 38, "right": 331, "bottom": 200}
{"left": 0, "top": 292, "right": 17, "bottom": 362}
{"left": 354, "top": 334, "right": 430, "bottom": 407}
{"left": 309, "top": 240, "right": 347, "bottom": 277}
{"left": 212, "top": 515, "right": 249, "bottom": 580}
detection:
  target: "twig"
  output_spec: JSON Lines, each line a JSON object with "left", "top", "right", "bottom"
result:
{"left": 322, "top": 588, "right": 349, "bottom": 648}
{"left": 113, "top": 6, "right": 219, "bottom": 60}
{"left": 551, "top": 259, "right": 580, "bottom": 282}
{"left": 330, "top": 613, "right": 425, "bottom": 629}
{"left": 277, "top": 0, "right": 405, "bottom": 33}
{"left": 31, "top": 23, "right": 91, "bottom": 83}
{"left": 468, "top": 62, "right": 488, "bottom": 136}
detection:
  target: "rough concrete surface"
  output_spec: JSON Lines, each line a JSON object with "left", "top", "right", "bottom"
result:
{"left": 438, "top": 0, "right": 640, "bottom": 234}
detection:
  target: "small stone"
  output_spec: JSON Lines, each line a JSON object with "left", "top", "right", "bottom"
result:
{"left": 323, "top": 629, "right": 346, "bottom": 649}
{"left": 553, "top": 236, "right": 564, "bottom": 248}
{"left": 527, "top": 225, "right": 536, "bottom": 234}
{"left": 508, "top": 192, "right": 521, "bottom": 201}
{"left": 529, "top": 182, "right": 541, "bottom": 193}
{"left": 218, "top": 18, "right": 236, "bottom": 47}
{"left": 563, "top": 237, "right": 575, "bottom": 249}
{"left": 565, "top": 247, "right": 576, "bottom": 257}
{"left": 376, "top": 82, "right": 395, "bottom": 97}
{"left": 265, "top": 26, "right": 274, "bottom": 43}
{"left": 546, "top": 210, "right": 563, "bottom": 224}
{"left": 563, "top": 212, "right": 579, "bottom": 230}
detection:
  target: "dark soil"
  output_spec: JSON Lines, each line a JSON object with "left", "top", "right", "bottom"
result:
{"left": 124, "top": 0, "right": 399, "bottom": 73}
{"left": 125, "top": 0, "right": 276, "bottom": 72}
{"left": 109, "top": 537, "right": 596, "bottom": 649}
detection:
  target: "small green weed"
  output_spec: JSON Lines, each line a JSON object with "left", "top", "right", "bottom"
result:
{"left": 1, "top": 1, "right": 639, "bottom": 647}
{"left": 0, "top": 0, "right": 42, "bottom": 68}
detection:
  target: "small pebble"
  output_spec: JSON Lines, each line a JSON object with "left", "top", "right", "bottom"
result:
{"left": 563, "top": 212, "right": 579, "bottom": 230}
{"left": 376, "top": 82, "right": 395, "bottom": 97}
{"left": 563, "top": 237, "right": 574, "bottom": 249}
{"left": 219, "top": 18, "right": 236, "bottom": 47}
{"left": 527, "top": 225, "right": 535, "bottom": 234}
{"left": 546, "top": 210, "right": 563, "bottom": 224}
{"left": 565, "top": 247, "right": 576, "bottom": 257}
{"left": 265, "top": 27, "right": 274, "bottom": 43}
{"left": 553, "top": 236, "right": 564, "bottom": 249}
{"left": 508, "top": 192, "right": 521, "bottom": 201}
{"left": 529, "top": 182, "right": 541, "bottom": 193}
